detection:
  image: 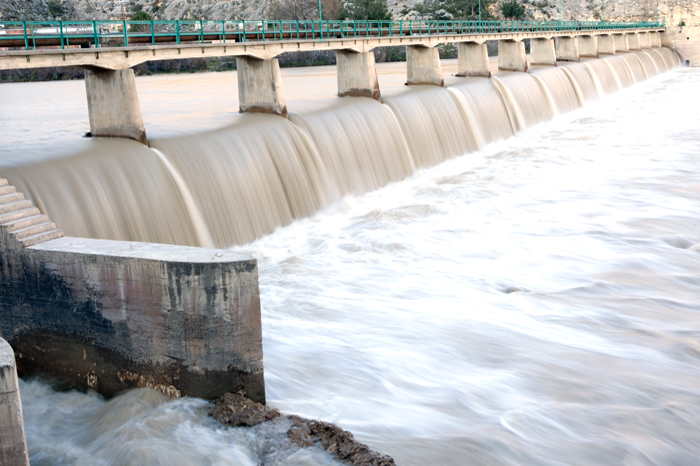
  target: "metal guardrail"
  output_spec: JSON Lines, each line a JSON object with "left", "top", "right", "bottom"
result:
{"left": 0, "top": 19, "right": 665, "bottom": 51}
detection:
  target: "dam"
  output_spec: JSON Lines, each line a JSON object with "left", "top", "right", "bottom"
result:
{"left": 1, "top": 17, "right": 699, "bottom": 466}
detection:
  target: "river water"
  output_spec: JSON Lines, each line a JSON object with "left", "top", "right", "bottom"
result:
{"left": 3, "top": 56, "right": 700, "bottom": 465}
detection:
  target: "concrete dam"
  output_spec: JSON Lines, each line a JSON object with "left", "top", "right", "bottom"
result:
{"left": 1, "top": 19, "right": 698, "bottom": 465}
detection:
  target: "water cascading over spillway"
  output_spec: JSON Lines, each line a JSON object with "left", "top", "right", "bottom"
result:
{"left": 2, "top": 48, "right": 681, "bottom": 248}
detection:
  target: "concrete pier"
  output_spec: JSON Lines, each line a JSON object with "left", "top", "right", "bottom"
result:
{"left": 579, "top": 35, "right": 598, "bottom": 57}
{"left": 627, "top": 32, "right": 641, "bottom": 50}
{"left": 236, "top": 57, "right": 287, "bottom": 118}
{"left": 498, "top": 40, "right": 528, "bottom": 72}
{"left": 598, "top": 35, "right": 616, "bottom": 55}
{"left": 0, "top": 179, "right": 265, "bottom": 403}
{"left": 555, "top": 36, "right": 580, "bottom": 62}
{"left": 336, "top": 50, "right": 381, "bottom": 101}
{"left": 456, "top": 42, "right": 491, "bottom": 77}
{"left": 530, "top": 38, "right": 557, "bottom": 66}
{"left": 0, "top": 339, "right": 29, "bottom": 466}
{"left": 84, "top": 68, "right": 147, "bottom": 145}
{"left": 406, "top": 45, "right": 444, "bottom": 86}
{"left": 650, "top": 31, "right": 662, "bottom": 48}
{"left": 614, "top": 34, "right": 629, "bottom": 52}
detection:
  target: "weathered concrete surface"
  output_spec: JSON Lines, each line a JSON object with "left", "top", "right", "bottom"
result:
{"left": 84, "top": 68, "right": 148, "bottom": 145}
{"left": 498, "top": 40, "right": 528, "bottom": 72}
{"left": 627, "top": 32, "right": 641, "bottom": 50}
{"left": 237, "top": 56, "right": 287, "bottom": 118}
{"left": 598, "top": 35, "right": 616, "bottom": 55}
{"left": 651, "top": 31, "right": 662, "bottom": 48}
{"left": 614, "top": 34, "right": 629, "bottom": 52}
{"left": 579, "top": 35, "right": 599, "bottom": 57}
{"left": 530, "top": 38, "right": 557, "bottom": 66}
{"left": 555, "top": 36, "right": 580, "bottom": 62}
{"left": 406, "top": 45, "right": 444, "bottom": 86}
{"left": 336, "top": 50, "right": 381, "bottom": 101}
{"left": 0, "top": 339, "right": 29, "bottom": 466}
{"left": 668, "top": 26, "right": 700, "bottom": 66}
{"left": 0, "top": 179, "right": 265, "bottom": 403}
{"left": 456, "top": 42, "right": 491, "bottom": 77}
{"left": 638, "top": 32, "right": 651, "bottom": 49}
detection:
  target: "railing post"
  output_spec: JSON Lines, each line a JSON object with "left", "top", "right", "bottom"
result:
{"left": 222, "top": 20, "right": 226, "bottom": 43}
{"left": 22, "top": 21, "right": 28, "bottom": 50}
{"left": 242, "top": 20, "right": 246, "bottom": 42}
{"left": 151, "top": 20, "right": 155, "bottom": 45}
{"left": 92, "top": 20, "right": 99, "bottom": 47}
{"left": 176, "top": 20, "right": 180, "bottom": 44}
{"left": 59, "top": 20, "right": 65, "bottom": 49}
{"left": 199, "top": 20, "right": 204, "bottom": 43}
{"left": 123, "top": 20, "right": 128, "bottom": 47}
{"left": 262, "top": 20, "right": 266, "bottom": 41}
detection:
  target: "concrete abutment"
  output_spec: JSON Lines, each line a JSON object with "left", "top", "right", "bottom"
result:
{"left": 579, "top": 35, "right": 598, "bottom": 57}
{"left": 555, "top": 36, "right": 580, "bottom": 62}
{"left": 406, "top": 45, "right": 444, "bottom": 86}
{"left": 456, "top": 42, "right": 491, "bottom": 77}
{"left": 530, "top": 38, "right": 557, "bottom": 66}
{"left": 236, "top": 56, "right": 288, "bottom": 118}
{"left": 498, "top": 39, "right": 528, "bottom": 72}
{"left": 336, "top": 50, "right": 381, "bottom": 101}
{"left": 84, "top": 67, "right": 147, "bottom": 145}
{"left": 0, "top": 338, "right": 29, "bottom": 466}
{"left": 0, "top": 178, "right": 266, "bottom": 404}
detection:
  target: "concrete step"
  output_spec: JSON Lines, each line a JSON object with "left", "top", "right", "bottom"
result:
{"left": 19, "top": 229, "right": 63, "bottom": 247}
{"left": 2, "top": 215, "right": 50, "bottom": 233}
{"left": 0, "top": 186, "right": 16, "bottom": 196}
{"left": 12, "top": 222, "right": 57, "bottom": 240}
{"left": 0, "top": 179, "right": 7, "bottom": 187}
{"left": 0, "top": 193, "right": 24, "bottom": 206}
{"left": 0, "top": 208, "right": 42, "bottom": 225}
{"left": 0, "top": 200, "right": 33, "bottom": 215}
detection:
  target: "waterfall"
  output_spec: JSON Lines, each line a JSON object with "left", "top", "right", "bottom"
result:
{"left": 1, "top": 50, "right": 680, "bottom": 248}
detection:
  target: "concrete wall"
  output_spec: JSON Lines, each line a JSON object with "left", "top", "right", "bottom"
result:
{"left": 0, "top": 179, "right": 265, "bottom": 403}
{"left": 498, "top": 40, "right": 528, "bottom": 72}
{"left": 0, "top": 338, "right": 29, "bottom": 466}
{"left": 668, "top": 26, "right": 700, "bottom": 66}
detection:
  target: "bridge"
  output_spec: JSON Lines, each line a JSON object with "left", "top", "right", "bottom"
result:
{"left": 0, "top": 19, "right": 667, "bottom": 145}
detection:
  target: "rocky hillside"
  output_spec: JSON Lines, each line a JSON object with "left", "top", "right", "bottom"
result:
{"left": 0, "top": 0, "right": 697, "bottom": 25}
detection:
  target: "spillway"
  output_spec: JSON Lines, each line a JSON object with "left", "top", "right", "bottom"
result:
{"left": 0, "top": 48, "right": 681, "bottom": 249}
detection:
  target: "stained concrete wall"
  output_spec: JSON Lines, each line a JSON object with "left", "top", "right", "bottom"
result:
{"left": 530, "top": 38, "right": 557, "bottom": 66}
{"left": 0, "top": 339, "right": 29, "bottom": 466}
{"left": 598, "top": 35, "right": 616, "bottom": 55}
{"left": 84, "top": 68, "right": 148, "bottom": 145}
{"left": 336, "top": 50, "right": 381, "bottom": 101}
{"left": 0, "top": 180, "right": 265, "bottom": 403}
{"left": 406, "top": 45, "right": 444, "bottom": 86}
{"left": 668, "top": 26, "right": 700, "bottom": 66}
{"left": 236, "top": 57, "right": 287, "bottom": 118}
{"left": 580, "top": 36, "right": 598, "bottom": 57}
{"left": 498, "top": 40, "right": 528, "bottom": 72}
{"left": 555, "top": 37, "right": 580, "bottom": 62}
{"left": 456, "top": 42, "right": 490, "bottom": 77}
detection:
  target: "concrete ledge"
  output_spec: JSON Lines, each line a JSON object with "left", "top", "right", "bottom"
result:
{"left": 0, "top": 232, "right": 265, "bottom": 403}
{"left": 0, "top": 338, "right": 29, "bottom": 466}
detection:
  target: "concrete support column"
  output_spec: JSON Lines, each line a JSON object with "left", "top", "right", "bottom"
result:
{"left": 456, "top": 42, "right": 491, "bottom": 77}
{"left": 661, "top": 31, "right": 672, "bottom": 47}
{"left": 336, "top": 50, "right": 381, "bottom": 101}
{"left": 555, "top": 36, "right": 580, "bottom": 62}
{"left": 237, "top": 56, "right": 288, "bottom": 118}
{"left": 650, "top": 31, "right": 662, "bottom": 47}
{"left": 530, "top": 38, "right": 557, "bottom": 66}
{"left": 579, "top": 35, "right": 598, "bottom": 57}
{"left": 498, "top": 39, "right": 528, "bottom": 72}
{"left": 598, "top": 35, "right": 616, "bottom": 54}
{"left": 0, "top": 339, "right": 30, "bottom": 466}
{"left": 84, "top": 67, "right": 147, "bottom": 145}
{"left": 614, "top": 34, "right": 629, "bottom": 53}
{"left": 638, "top": 32, "right": 651, "bottom": 49}
{"left": 406, "top": 45, "right": 444, "bottom": 86}
{"left": 627, "top": 32, "right": 641, "bottom": 50}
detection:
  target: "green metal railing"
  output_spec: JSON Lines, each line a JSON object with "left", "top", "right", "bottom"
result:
{"left": 0, "top": 19, "right": 665, "bottom": 51}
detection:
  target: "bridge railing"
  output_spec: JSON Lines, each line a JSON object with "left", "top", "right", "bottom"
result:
{"left": 0, "top": 19, "right": 665, "bottom": 51}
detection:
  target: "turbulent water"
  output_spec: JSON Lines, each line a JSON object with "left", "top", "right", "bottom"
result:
{"left": 4, "top": 50, "right": 700, "bottom": 465}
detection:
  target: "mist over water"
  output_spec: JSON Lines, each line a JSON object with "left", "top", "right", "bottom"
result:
{"left": 4, "top": 50, "right": 700, "bottom": 465}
